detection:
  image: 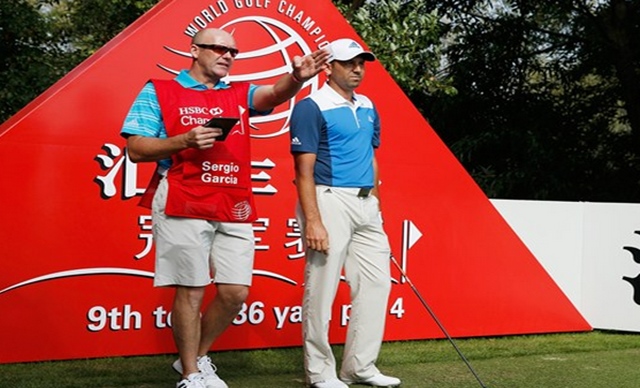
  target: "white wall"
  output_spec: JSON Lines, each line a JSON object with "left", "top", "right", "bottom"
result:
{"left": 491, "top": 200, "right": 640, "bottom": 331}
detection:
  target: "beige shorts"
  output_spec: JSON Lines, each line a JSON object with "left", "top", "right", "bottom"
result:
{"left": 151, "top": 178, "right": 255, "bottom": 287}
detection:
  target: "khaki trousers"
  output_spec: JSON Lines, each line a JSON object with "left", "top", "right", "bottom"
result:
{"left": 298, "top": 186, "right": 392, "bottom": 384}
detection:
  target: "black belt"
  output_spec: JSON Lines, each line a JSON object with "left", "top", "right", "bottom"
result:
{"left": 357, "top": 188, "right": 372, "bottom": 197}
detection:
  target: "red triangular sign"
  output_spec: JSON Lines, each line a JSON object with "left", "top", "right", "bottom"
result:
{"left": 0, "top": 0, "right": 590, "bottom": 363}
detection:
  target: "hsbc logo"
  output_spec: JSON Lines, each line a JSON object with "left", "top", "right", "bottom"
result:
{"left": 178, "top": 106, "right": 224, "bottom": 127}
{"left": 178, "top": 106, "right": 223, "bottom": 116}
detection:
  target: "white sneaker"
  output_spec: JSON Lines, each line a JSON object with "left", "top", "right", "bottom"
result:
{"left": 176, "top": 372, "right": 207, "bottom": 388}
{"left": 342, "top": 373, "right": 401, "bottom": 387}
{"left": 311, "top": 378, "right": 349, "bottom": 388}
{"left": 173, "top": 356, "right": 228, "bottom": 388}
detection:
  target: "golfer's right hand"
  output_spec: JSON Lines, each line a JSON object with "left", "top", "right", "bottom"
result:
{"left": 184, "top": 126, "right": 223, "bottom": 149}
{"left": 304, "top": 220, "right": 329, "bottom": 254}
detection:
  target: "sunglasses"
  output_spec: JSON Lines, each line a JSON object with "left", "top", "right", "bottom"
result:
{"left": 195, "top": 43, "right": 239, "bottom": 58}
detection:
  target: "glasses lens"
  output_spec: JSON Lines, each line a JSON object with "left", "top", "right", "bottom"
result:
{"left": 226, "top": 47, "right": 239, "bottom": 57}
{"left": 196, "top": 44, "right": 239, "bottom": 58}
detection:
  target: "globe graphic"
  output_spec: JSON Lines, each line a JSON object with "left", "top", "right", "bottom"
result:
{"left": 221, "top": 16, "right": 323, "bottom": 139}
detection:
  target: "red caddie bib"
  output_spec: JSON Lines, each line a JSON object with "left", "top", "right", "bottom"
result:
{"left": 139, "top": 79, "right": 256, "bottom": 223}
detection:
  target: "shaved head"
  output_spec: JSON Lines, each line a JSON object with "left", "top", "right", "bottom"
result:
{"left": 192, "top": 28, "right": 235, "bottom": 46}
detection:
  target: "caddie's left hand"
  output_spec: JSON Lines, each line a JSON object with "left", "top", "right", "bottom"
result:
{"left": 291, "top": 48, "right": 331, "bottom": 83}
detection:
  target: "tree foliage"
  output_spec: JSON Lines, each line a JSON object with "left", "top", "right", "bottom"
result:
{"left": 59, "top": 0, "right": 160, "bottom": 58}
{"left": 343, "top": 0, "right": 456, "bottom": 100}
{"left": 0, "top": 0, "right": 158, "bottom": 123}
{"left": 0, "top": 1, "right": 70, "bottom": 121}
{"left": 417, "top": 0, "right": 640, "bottom": 201}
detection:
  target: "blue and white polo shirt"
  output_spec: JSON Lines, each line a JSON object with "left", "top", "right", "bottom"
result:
{"left": 289, "top": 84, "right": 380, "bottom": 188}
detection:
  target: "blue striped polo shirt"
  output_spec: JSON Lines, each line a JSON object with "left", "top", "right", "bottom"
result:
{"left": 289, "top": 84, "right": 380, "bottom": 188}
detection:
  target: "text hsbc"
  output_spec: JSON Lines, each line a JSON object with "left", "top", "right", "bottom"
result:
{"left": 179, "top": 106, "right": 214, "bottom": 115}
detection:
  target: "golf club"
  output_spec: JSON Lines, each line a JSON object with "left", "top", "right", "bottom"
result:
{"left": 390, "top": 253, "right": 489, "bottom": 388}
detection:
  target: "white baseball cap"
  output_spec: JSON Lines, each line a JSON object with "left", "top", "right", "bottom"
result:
{"left": 328, "top": 38, "right": 376, "bottom": 62}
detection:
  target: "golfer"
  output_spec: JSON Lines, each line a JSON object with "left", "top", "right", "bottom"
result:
{"left": 289, "top": 38, "right": 402, "bottom": 388}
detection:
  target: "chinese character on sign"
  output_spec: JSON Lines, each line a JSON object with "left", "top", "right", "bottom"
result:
{"left": 251, "top": 158, "right": 278, "bottom": 195}
{"left": 253, "top": 218, "right": 270, "bottom": 251}
{"left": 284, "top": 218, "right": 305, "bottom": 260}
{"left": 135, "top": 215, "right": 153, "bottom": 260}
{"left": 95, "top": 144, "right": 145, "bottom": 199}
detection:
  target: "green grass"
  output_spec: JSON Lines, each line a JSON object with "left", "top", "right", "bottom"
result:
{"left": 3, "top": 331, "right": 640, "bottom": 387}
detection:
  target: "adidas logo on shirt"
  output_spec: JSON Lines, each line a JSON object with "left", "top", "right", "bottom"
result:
{"left": 291, "top": 137, "right": 302, "bottom": 146}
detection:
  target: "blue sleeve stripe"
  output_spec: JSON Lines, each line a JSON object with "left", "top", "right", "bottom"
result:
{"left": 248, "top": 84, "right": 273, "bottom": 116}
{"left": 121, "top": 82, "right": 166, "bottom": 138}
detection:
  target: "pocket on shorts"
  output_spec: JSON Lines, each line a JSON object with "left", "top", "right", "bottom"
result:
{"left": 152, "top": 178, "right": 168, "bottom": 214}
